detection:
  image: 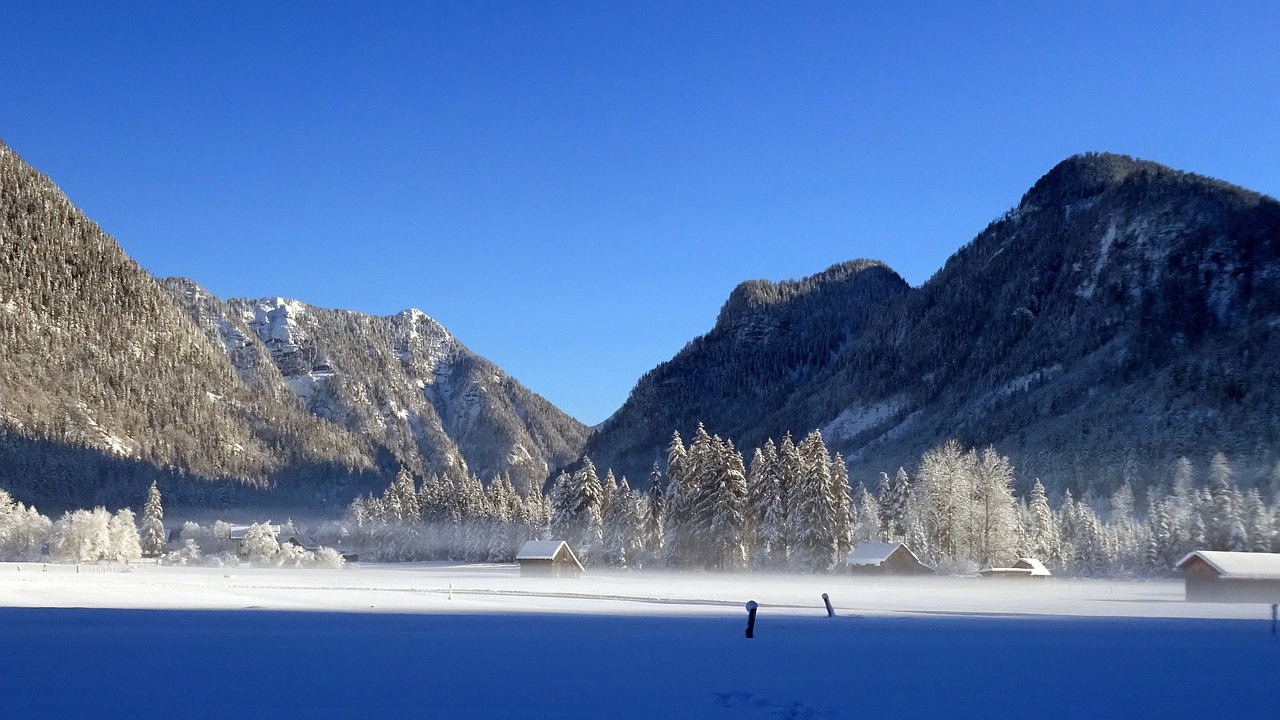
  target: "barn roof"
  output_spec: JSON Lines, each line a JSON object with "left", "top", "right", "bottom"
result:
{"left": 1176, "top": 551, "right": 1280, "bottom": 579}
{"left": 516, "top": 540, "right": 580, "bottom": 563}
{"left": 1012, "top": 558, "right": 1052, "bottom": 576}
{"left": 846, "top": 542, "right": 910, "bottom": 566}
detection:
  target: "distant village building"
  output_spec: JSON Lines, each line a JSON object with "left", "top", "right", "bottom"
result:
{"left": 845, "top": 542, "right": 934, "bottom": 575}
{"left": 980, "top": 558, "right": 1052, "bottom": 579}
{"left": 516, "top": 540, "right": 584, "bottom": 578}
{"left": 1176, "top": 551, "right": 1280, "bottom": 603}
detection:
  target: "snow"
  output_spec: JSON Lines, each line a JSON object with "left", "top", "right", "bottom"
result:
{"left": 821, "top": 398, "right": 902, "bottom": 444}
{"left": 1077, "top": 219, "right": 1118, "bottom": 299}
{"left": 1, "top": 563, "right": 1277, "bottom": 718}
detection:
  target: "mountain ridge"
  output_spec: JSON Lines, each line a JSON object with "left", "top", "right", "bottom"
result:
{"left": 588, "top": 152, "right": 1280, "bottom": 491}
{"left": 0, "top": 140, "right": 587, "bottom": 510}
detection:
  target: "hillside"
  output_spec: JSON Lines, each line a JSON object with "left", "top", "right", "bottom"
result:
{"left": 588, "top": 154, "right": 1280, "bottom": 491}
{"left": 0, "top": 141, "right": 586, "bottom": 510}
{"left": 584, "top": 260, "right": 909, "bottom": 477}
{"left": 162, "top": 279, "right": 588, "bottom": 492}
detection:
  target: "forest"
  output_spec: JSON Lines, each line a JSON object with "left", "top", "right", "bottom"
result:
{"left": 339, "top": 427, "right": 1280, "bottom": 576}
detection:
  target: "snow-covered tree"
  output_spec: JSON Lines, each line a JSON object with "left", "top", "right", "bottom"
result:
{"left": 49, "top": 508, "right": 112, "bottom": 563}
{"left": 140, "top": 481, "right": 166, "bottom": 557}
{"left": 972, "top": 447, "right": 1019, "bottom": 567}
{"left": 1026, "top": 479, "right": 1061, "bottom": 562}
{"left": 639, "top": 463, "right": 665, "bottom": 566}
{"left": 850, "top": 484, "right": 882, "bottom": 544}
{"left": 107, "top": 508, "right": 142, "bottom": 562}
{"left": 789, "top": 431, "right": 840, "bottom": 572}
{"left": 878, "top": 467, "right": 911, "bottom": 541}
{"left": 549, "top": 458, "right": 604, "bottom": 564}
{"left": 242, "top": 522, "right": 281, "bottom": 564}
{"left": 0, "top": 490, "right": 52, "bottom": 561}
{"left": 661, "top": 431, "right": 693, "bottom": 567}
{"left": 602, "top": 478, "right": 645, "bottom": 568}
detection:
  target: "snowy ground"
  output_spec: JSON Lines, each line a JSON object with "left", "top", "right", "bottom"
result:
{"left": 2, "top": 563, "right": 1278, "bottom": 718}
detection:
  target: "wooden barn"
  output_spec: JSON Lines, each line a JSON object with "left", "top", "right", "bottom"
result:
{"left": 845, "top": 542, "right": 934, "bottom": 575}
{"left": 980, "top": 558, "right": 1052, "bottom": 579}
{"left": 1176, "top": 550, "right": 1280, "bottom": 603}
{"left": 516, "top": 540, "right": 584, "bottom": 578}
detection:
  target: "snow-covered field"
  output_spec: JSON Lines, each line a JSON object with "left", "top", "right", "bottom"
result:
{"left": 2, "top": 563, "right": 1278, "bottom": 718}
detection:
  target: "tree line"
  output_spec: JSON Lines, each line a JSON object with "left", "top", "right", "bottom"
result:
{"left": 348, "top": 424, "right": 1280, "bottom": 574}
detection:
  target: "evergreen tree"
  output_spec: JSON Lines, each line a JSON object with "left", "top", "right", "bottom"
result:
{"left": 641, "top": 463, "right": 665, "bottom": 563}
{"left": 603, "top": 478, "right": 645, "bottom": 568}
{"left": 700, "top": 437, "right": 748, "bottom": 570}
{"left": 660, "top": 431, "right": 693, "bottom": 567}
{"left": 140, "top": 481, "right": 166, "bottom": 557}
{"left": 1145, "top": 496, "right": 1176, "bottom": 569}
{"left": 878, "top": 467, "right": 911, "bottom": 541}
{"left": 789, "top": 430, "right": 839, "bottom": 572}
{"left": 850, "top": 484, "right": 882, "bottom": 543}
{"left": 767, "top": 433, "right": 802, "bottom": 568}
{"left": 1026, "top": 479, "right": 1061, "bottom": 562}
{"left": 830, "top": 451, "right": 854, "bottom": 558}
{"left": 1240, "top": 488, "right": 1273, "bottom": 553}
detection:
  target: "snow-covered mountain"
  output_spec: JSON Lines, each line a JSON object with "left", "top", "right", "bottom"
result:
{"left": 162, "top": 279, "right": 588, "bottom": 491}
{"left": 588, "top": 153, "right": 1280, "bottom": 492}
{"left": 0, "top": 140, "right": 586, "bottom": 510}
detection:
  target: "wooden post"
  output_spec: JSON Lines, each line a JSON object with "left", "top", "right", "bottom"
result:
{"left": 822, "top": 592, "right": 834, "bottom": 618}
{"left": 745, "top": 600, "right": 758, "bottom": 639}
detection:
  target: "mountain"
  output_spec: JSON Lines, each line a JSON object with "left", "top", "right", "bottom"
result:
{"left": 583, "top": 260, "right": 910, "bottom": 478}
{"left": 0, "top": 141, "right": 586, "bottom": 510}
{"left": 588, "top": 153, "right": 1280, "bottom": 492}
{"left": 161, "top": 279, "right": 588, "bottom": 492}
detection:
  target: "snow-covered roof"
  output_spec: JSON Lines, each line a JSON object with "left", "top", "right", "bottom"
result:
{"left": 845, "top": 542, "right": 907, "bottom": 566}
{"left": 1012, "top": 558, "right": 1051, "bottom": 576}
{"left": 516, "top": 540, "right": 581, "bottom": 564}
{"left": 1175, "top": 551, "right": 1280, "bottom": 579}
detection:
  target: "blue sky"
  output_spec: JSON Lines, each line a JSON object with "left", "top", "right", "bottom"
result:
{"left": 3, "top": 2, "right": 1278, "bottom": 425}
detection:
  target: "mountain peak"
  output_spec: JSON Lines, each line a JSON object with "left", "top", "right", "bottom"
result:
{"left": 1020, "top": 152, "right": 1167, "bottom": 209}
{"left": 716, "top": 259, "right": 902, "bottom": 328}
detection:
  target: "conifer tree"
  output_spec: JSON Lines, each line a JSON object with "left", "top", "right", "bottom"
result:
{"left": 878, "top": 467, "right": 911, "bottom": 541}
{"left": 642, "top": 463, "right": 665, "bottom": 562}
{"left": 603, "top": 479, "right": 645, "bottom": 568}
{"left": 1026, "top": 479, "right": 1060, "bottom": 562}
{"left": 140, "top": 481, "right": 167, "bottom": 557}
{"left": 700, "top": 436, "right": 747, "bottom": 570}
{"left": 830, "top": 450, "right": 854, "bottom": 558}
{"left": 790, "top": 430, "right": 839, "bottom": 572}
{"left": 661, "top": 431, "right": 693, "bottom": 566}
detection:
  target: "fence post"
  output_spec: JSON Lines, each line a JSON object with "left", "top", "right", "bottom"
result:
{"left": 745, "top": 600, "right": 758, "bottom": 639}
{"left": 822, "top": 592, "right": 835, "bottom": 618}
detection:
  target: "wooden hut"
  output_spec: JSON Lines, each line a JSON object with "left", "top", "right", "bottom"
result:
{"left": 980, "top": 558, "right": 1052, "bottom": 579}
{"left": 516, "top": 540, "right": 584, "bottom": 578}
{"left": 845, "top": 542, "right": 934, "bottom": 575}
{"left": 1176, "top": 551, "right": 1280, "bottom": 603}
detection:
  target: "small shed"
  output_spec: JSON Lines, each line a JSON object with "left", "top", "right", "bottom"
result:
{"left": 980, "top": 558, "right": 1052, "bottom": 579}
{"left": 516, "top": 540, "right": 584, "bottom": 578}
{"left": 1176, "top": 550, "right": 1280, "bottom": 603}
{"left": 845, "top": 542, "right": 934, "bottom": 575}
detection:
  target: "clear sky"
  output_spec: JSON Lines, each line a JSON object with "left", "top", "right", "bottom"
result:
{"left": 3, "top": 1, "right": 1278, "bottom": 425}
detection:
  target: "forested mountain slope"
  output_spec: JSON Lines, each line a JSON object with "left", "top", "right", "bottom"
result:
{"left": 0, "top": 141, "right": 586, "bottom": 510}
{"left": 590, "top": 154, "right": 1280, "bottom": 492}
{"left": 584, "top": 260, "right": 910, "bottom": 478}
{"left": 161, "top": 279, "right": 588, "bottom": 492}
